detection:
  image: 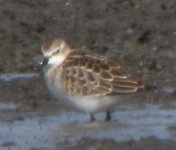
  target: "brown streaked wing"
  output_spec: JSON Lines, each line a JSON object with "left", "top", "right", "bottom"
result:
{"left": 60, "top": 50, "right": 144, "bottom": 96}
{"left": 109, "top": 74, "right": 144, "bottom": 94}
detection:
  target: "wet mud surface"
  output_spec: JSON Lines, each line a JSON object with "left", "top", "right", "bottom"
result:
{"left": 1, "top": 0, "right": 176, "bottom": 150}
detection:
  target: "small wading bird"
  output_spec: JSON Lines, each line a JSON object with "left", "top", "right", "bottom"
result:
{"left": 38, "top": 38, "right": 144, "bottom": 121}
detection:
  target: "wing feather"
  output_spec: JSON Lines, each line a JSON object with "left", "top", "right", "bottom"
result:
{"left": 61, "top": 51, "right": 144, "bottom": 96}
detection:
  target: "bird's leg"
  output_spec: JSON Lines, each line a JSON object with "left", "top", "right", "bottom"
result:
{"left": 90, "top": 113, "right": 96, "bottom": 122}
{"left": 105, "top": 111, "right": 111, "bottom": 121}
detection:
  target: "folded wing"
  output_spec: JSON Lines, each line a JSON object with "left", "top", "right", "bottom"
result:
{"left": 61, "top": 51, "right": 144, "bottom": 96}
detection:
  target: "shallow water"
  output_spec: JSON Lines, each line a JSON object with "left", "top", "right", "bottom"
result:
{"left": 0, "top": 74, "right": 176, "bottom": 150}
{"left": 0, "top": 102, "right": 20, "bottom": 111}
{"left": 1, "top": 103, "right": 176, "bottom": 150}
{"left": 0, "top": 73, "right": 38, "bottom": 82}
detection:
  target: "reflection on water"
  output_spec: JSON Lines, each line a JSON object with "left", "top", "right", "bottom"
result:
{"left": 0, "top": 73, "right": 176, "bottom": 149}
{"left": 0, "top": 102, "right": 20, "bottom": 111}
{"left": 0, "top": 73, "right": 38, "bottom": 82}
{"left": 0, "top": 103, "right": 176, "bottom": 150}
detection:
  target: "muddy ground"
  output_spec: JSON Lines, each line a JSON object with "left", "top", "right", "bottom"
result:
{"left": 0, "top": 0, "right": 176, "bottom": 150}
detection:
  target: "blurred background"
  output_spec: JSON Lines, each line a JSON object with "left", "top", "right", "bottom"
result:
{"left": 0, "top": 0, "right": 176, "bottom": 149}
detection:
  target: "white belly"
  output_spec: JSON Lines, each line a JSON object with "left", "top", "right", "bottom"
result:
{"left": 44, "top": 67, "right": 117, "bottom": 114}
{"left": 67, "top": 95, "right": 117, "bottom": 113}
{"left": 48, "top": 80, "right": 117, "bottom": 113}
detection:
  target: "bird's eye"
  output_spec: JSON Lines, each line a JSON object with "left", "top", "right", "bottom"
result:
{"left": 53, "top": 48, "right": 60, "bottom": 55}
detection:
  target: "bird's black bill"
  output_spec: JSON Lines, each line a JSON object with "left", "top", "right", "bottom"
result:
{"left": 42, "top": 57, "right": 49, "bottom": 66}
{"left": 33, "top": 55, "right": 48, "bottom": 70}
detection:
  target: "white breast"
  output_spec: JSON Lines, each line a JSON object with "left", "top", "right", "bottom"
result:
{"left": 43, "top": 66, "right": 118, "bottom": 114}
{"left": 44, "top": 66, "right": 64, "bottom": 98}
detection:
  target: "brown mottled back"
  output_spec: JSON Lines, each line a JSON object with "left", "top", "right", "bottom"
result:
{"left": 60, "top": 51, "right": 144, "bottom": 96}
